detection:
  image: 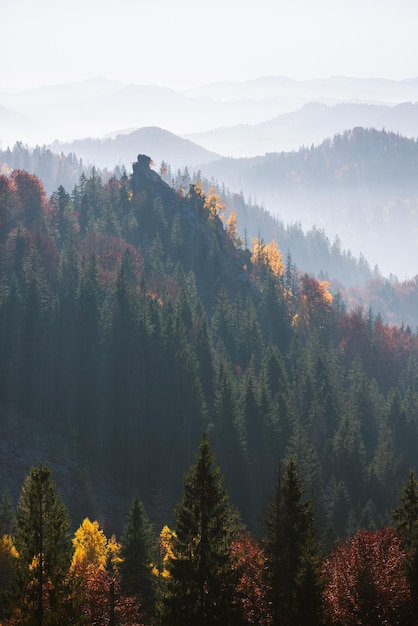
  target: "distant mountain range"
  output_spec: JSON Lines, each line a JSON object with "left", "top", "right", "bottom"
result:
{"left": 1, "top": 75, "right": 418, "bottom": 149}
{"left": 2, "top": 75, "right": 418, "bottom": 279}
{"left": 55, "top": 127, "right": 221, "bottom": 171}
{"left": 184, "top": 75, "right": 418, "bottom": 104}
{"left": 186, "top": 102, "right": 418, "bottom": 157}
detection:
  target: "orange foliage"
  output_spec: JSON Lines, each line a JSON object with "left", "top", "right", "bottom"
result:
{"left": 226, "top": 211, "right": 242, "bottom": 247}
{"left": 293, "top": 274, "right": 333, "bottom": 333}
{"left": 204, "top": 187, "right": 225, "bottom": 220}
{"left": 251, "top": 238, "right": 284, "bottom": 279}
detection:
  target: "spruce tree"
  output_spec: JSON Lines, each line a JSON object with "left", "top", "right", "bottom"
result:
{"left": 263, "top": 458, "right": 322, "bottom": 626}
{"left": 13, "top": 463, "right": 73, "bottom": 625}
{"left": 162, "top": 433, "right": 240, "bottom": 625}
{"left": 119, "top": 496, "right": 155, "bottom": 619}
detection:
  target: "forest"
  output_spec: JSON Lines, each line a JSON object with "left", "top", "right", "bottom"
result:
{"left": 1, "top": 443, "right": 418, "bottom": 624}
{"left": 6, "top": 138, "right": 418, "bottom": 327}
{"left": 2, "top": 154, "right": 418, "bottom": 622}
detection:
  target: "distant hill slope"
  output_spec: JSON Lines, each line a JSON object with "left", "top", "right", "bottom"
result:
{"left": 199, "top": 127, "right": 418, "bottom": 279}
{"left": 186, "top": 102, "right": 418, "bottom": 157}
{"left": 55, "top": 127, "right": 222, "bottom": 171}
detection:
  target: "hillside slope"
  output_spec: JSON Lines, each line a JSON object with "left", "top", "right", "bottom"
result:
{"left": 199, "top": 127, "right": 418, "bottom": 278}
{"left": 1, "top": 156, "right": 418, "bottom": 539}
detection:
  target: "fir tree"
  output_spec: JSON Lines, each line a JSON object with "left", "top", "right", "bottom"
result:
{"left": 13, "top": 463, "right": 73, "bottom": 625}
{"left": 162, "top": 433, "right": 240, "bottom": 625}
{"left": 263, "top": 458, "right": 322, "bottom": 626}
{"left": 0, "top": 487, "right": 15, "bottom": 536}
{"left": 391, "top": 470, "right": 418, "bottom": 618}
{"left": 119, "top": 496, "right": 155, "bottom": 620}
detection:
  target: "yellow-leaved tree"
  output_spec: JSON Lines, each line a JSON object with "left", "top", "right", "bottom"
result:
{"left": 251, "top": 238, "right": 284, "bottom": 279}
{"left": 71, "top": 518, "right": 111, "bottom": 571}
{"left": 204, "top": 187, "right": 225, "bottom": 220}
{"left": 152, "top": 525, "right": 177, "bottom": 579}
{"left": 71, "top": 519, "right": 141, "bottom": 624}
{"left": 0, "top": 534, "right": 19, "bottom": 600}
{"left": 226, "top": 211, "right": 242, "bottom": 248}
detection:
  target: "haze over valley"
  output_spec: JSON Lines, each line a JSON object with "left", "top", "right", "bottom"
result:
{"left": 2, "top": 73, "right": 418, "bottom": 280}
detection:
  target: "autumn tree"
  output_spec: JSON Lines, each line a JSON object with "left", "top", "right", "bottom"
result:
{"left": 263, "top": 458, "right": 322, "bottom": 626}
{"left": 322, "top": 527, "right": 412, "bottom": 625}
{"left": 71, "top": 518, "right": 109, "bottom": 571}
{"left": 293, "top": 274, "right": 333, "bottom": 336}
{"left": 13, "top": 463, "right": 73, "bottom": 625}
{"left": 226, "top": 210, "right": 242, "bottom": 248}
{"left": 75, "top": 560, "right": 144, "bottom": 626}
{"left": 0, "top": 534, "right": 18, "bottom": 621}
{"left": 204, "top": 186, "right": 225, "bottom": 220}
{"left": 230, "top": 531, "right": 270, "bottom": 624}
{"left": 251, "top": 237, "right": 284, "bottom": 282}
{"left": 162, "top": 433, "right": 241, "bottom": 625}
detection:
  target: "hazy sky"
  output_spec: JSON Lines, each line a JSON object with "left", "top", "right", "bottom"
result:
{"left": 2, "top": 0, "right": 418, "bottom": 91}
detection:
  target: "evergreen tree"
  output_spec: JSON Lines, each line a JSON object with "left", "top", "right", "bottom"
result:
{"left": 391, "top": 470, "right": 418, "bottom": 618}
{"left": 162, "top": 433, "right": 240, "bottom": 625}
{"left": 13, "top": 463, "right": 73, "bottom": 625}
{"left": 0, "top": 487, "right": 15, "bottom": 536}
{"left": 119, "top": 496, "right": 155, "bottom": 620}
{"left": 263, "top": 458, "right": 322, "bottom": 626}
{"left": 391, "top": 470, "right": 418, "bottom": 551}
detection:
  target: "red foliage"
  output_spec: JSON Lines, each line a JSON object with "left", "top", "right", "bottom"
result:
{"left": 72, "top": 563, "right": 145, "bottom": 626}
{"left": 230, "top": 532, "right": 271, "bottom": 625}
{"left": 0, "top": 175, "right": 17, "bottom": 241}
{"left": 338, "top": 307, "right": 418, "bottom": 389}
{"left": 322, "top": 527, "right": 412, "bottom": 625}
{"left": 80, "top": 232, "right": 142, "bottom": 285}
{"left": 10, "top": 170, "right": 50, "bottom": 231}
{"left": 338, "top": 307, "right": 371, "bottom": 365}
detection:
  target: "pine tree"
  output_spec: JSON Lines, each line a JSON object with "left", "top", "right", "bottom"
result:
{"left": 13, "top": 463, "right": 73, "bottom": 625}
{"left": 263, "top": 458, "right": 322, "bottom": 626}
{"left": 119, "top": 496, "right": 155, "bottom": 619}
{"left": 162, "top": 433, "right": 240, "bottom": 625}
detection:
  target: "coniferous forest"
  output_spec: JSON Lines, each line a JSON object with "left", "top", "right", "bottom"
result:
{"left": 2, "top": 154, "right": 418, "bottom": 623}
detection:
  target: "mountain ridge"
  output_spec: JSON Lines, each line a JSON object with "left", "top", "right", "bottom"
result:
{"left": 54, "top": 126, "right": 222, "bottom": 171}
{"left": 2, "top": 74, "right": 418, "bottom": 147}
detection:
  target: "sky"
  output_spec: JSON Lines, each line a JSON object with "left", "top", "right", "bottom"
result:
{"left": 2, "top": 0, "right": 418, "bottom": 92}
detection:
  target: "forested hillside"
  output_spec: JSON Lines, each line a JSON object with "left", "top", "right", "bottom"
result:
{"left": 0, "top": 140, "right": 378, "bottom": 290}
{"left": 3, "top": 155, "right": 418, "bottom": 622}
{"left": 1, "top": 154, "right": 418, "bottom": 539}
{"left": 200, "top": 127, "right": 418, "bottom": 278}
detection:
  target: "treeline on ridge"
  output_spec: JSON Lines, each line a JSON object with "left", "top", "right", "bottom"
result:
{"left": 0, "top": 139, "right": 386, "bottom": 290}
